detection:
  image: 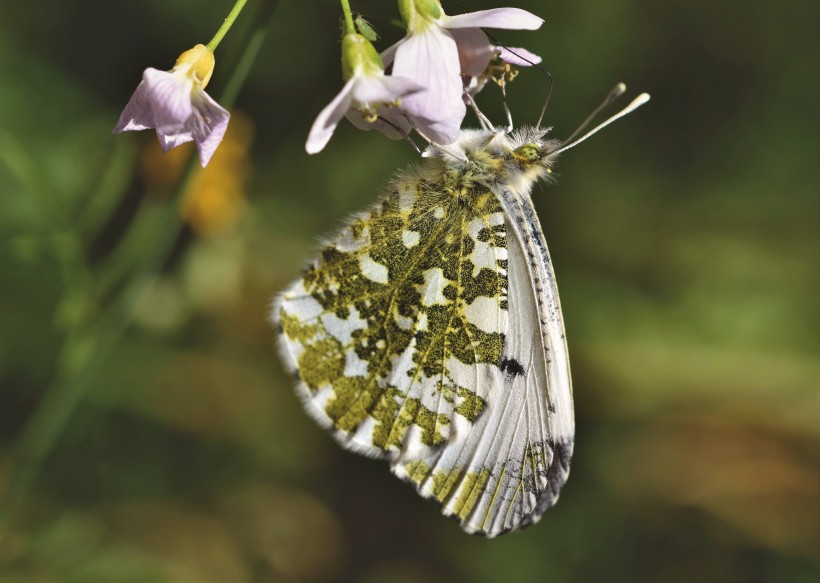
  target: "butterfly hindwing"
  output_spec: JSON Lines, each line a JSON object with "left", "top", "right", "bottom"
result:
{"left": 392, "top": 184, "right": 573, "bottom": 535}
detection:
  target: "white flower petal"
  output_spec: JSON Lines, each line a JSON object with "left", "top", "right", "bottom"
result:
{"left": 378, "top": 75, "right": 425, "bottom": 99}
{"left": 143, "top": 68, "right": 194, "bottom": 126}
{"left": 449, "top": 28, "right": 494, "bottom": 77}
{"left": 463, "top": 75, "right": 489, "bottom": 99}
{"left": 498, "top": 46, "right": 542, "bottom": 66}
{"left": 113, "top": 80, "right": 156, "bottom": 132}
{"left": 142, "top": 68, "right": 197, "bottom": 152}
{"left": 351, "top": 74, "right": 422, "bottom": 106}
{"left": 159, "top": 132, "right": 193, "bottom": 152}
{"left": 392, "top": 27, "right": 465, "bottom": 144}
{"left": 346, "top": 75, "right": 420, "bottom": 141}
{"left": 306, "top": 79, "right": 356, "bottom": 154}
{"left": 346, "top": 106, "right": 413, "bottom": 140}
{"left": 380, "top": 39, "right": 401, "bottom": 68}
{"left": 443, "top": 8, "right": 543, "bottom": 31}
{"left": 190, "top": 89, "right": 231, "bottom": 166}
{"left": 420, "top": 116, "right": 467, "bottom": 145}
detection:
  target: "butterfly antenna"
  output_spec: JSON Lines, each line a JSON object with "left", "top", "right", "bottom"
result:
{"left": 534, "top": 69, "right": 554, "bottom": 130}
{"left": 366, "top": 111, "right": 422, "bottom": 155}
{"left": 552, "top": 92, "right": 650, "bottom": 156}
{"left": 563, "top": 82, "right": 627, "bottom": 144}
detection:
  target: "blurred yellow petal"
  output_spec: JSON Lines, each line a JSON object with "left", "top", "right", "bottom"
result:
{"left": 180, "top": 111, "right": 253, "bottom": 236}
{"left": 137, "top": 110, "right": 253, "bottom": 237}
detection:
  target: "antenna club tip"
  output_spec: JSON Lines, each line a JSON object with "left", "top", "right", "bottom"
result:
{"left": 633, "top": 93, "right": 651, "bottom": 106}
{"left": 615, "top": 82, "right": 627, "bottom": 93}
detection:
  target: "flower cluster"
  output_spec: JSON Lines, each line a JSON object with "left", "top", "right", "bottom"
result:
{"left": 306, "top": 33, "right": 423, "bottom": 154}
{"left": 309, "top": 0, "right": 543, "bottom": 152}
{"left": 113, "top": 1, "right": 544, "bottom": 162}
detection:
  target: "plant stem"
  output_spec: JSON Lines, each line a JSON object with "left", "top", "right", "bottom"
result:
{"left": 0, "top": 0, "right": 282, "bottom": 538}
{"left": 340, "top": 0, "right": 355, "bottom": 35}
{"left": 207, "top": 0, "right": 249, "bottom": 51}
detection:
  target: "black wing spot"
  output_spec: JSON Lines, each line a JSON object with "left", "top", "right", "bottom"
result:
{"left": 499, "top": 357, "right": 525, "bottom": 378}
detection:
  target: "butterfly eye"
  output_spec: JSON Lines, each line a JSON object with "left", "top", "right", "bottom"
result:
{"left": 513, "top": 142, "right": 541, "bottom": 162}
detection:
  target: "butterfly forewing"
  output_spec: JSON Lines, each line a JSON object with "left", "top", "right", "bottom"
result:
{"left": 276, "top": 173, "right": 508, "bottom": 450}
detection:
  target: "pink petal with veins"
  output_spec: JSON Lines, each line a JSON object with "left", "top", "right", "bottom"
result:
{"left": 392, "top": 26, "right": 465, "bottom": 144}
{"left": 498, "top": 46, "right": 542, "bottom": 66}
{"left": 443, "top": 8, "right": 543, "bottom": 30}
{"left": 450, "top": 28, "right": 494, "bottom": 77}
{"left": 351, "top": 74, "right": 422, "bottom": 106}
{"left": 190, "top": 89, "right": 230, "bottom": 166}
{"left": 305, "top": 78, "right": 356, "bottom": 154}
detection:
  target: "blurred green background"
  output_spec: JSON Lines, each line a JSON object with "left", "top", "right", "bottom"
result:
{"left": 0, "top": 0, "right": 817, "bottom": 581}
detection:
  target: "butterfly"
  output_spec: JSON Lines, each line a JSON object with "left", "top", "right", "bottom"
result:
{"left": 272, "top": 89, "right": 649, "bottom": 537}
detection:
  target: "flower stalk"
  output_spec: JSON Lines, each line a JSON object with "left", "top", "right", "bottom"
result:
{"left": 0, "top": 0, "right": 278, "bottom": 537}
{"left": 340, "top": 0, "right": 356, "bottom": 35}
{"left": 207, "top": 0, "right": 249, "bottom": 51}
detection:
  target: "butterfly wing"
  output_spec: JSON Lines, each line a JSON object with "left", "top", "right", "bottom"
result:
{"left": 274, "top": 167, "right": 573, "bottom": 536}
{"left": 488, "top": 183, "right": 574, "bottom": 531}
{"left": 274, "top": 173, "right": 508, "bottom": 457}
{"left": 391, "top": 184, "right": 574, "bottom": 536}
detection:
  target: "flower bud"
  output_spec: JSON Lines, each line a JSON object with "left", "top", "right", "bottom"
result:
{"left": 174, "top": 44, "right": 216, "bottom": 88}
{"left": 341, "top": 33, "right": 384, "bottom": 81}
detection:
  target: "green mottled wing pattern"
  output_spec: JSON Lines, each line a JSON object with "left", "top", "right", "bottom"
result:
{"left": 275, "top": 173, "right": 507, "bottom": 454}
{"left": 274, "top": 137, "right": 573, "bottom": 537}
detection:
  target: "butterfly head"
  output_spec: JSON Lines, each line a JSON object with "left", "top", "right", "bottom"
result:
{"left": 429, "top": 127, "right": 561, "bottom": 187}
{"left": 509, "top": 126, "right": 562, "bottom": 161}
{"left": 502, "top": 126, "right": 563, "bottom": 186}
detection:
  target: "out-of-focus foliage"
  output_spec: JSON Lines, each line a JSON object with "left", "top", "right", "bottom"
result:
{"left": 0, "top": 0, "right": 817, "bottom": 581}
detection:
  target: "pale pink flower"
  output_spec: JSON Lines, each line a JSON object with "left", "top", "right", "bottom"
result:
{"left": 306, "top": 71, "right": 422, "bottom": 153}
{"left": 384, "top": 2, "right": 543, "bottom": 144}
{"left": 114, "top": 45, "right": 229, "bottom": 167}
{"left": 496, "top": 45, "right": 542, "bottom": 67}
{"left": 306, "top": 34, "right": 422, "bottom": 154}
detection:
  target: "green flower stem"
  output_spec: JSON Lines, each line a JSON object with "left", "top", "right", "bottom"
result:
{"left": 0, "top": 169, "right": 198, "bottom": 544}
{"left": 0, "top": 0, "right": 282, "bottom": 537}
{"left": 340, "top": 0, "right": 355, "bottom": 34}
{"left": 0, "top": 133, "right": 93, "bottom": 322}
{"left": 207, "top": 0, "right": 249, "bottom": 51}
